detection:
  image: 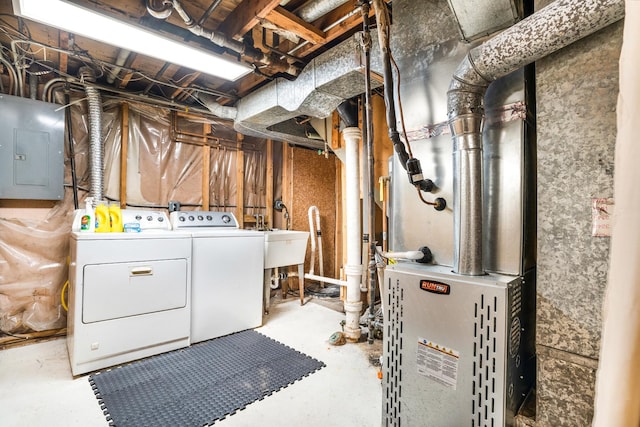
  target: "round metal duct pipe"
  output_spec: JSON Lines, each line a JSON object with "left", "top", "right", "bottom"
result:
{"left": 297, "top": 0, "right": 350, "bottom": 22}
{"left": 447, "top": 0, "right": 625, "bottom": 275}
{"left": 79, "top": 66, "right": 104, "bottom": 204}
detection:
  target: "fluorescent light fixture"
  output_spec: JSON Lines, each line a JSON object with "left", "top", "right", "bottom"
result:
{"left": 12, "top": 0, "right": 253, "bottom": 81}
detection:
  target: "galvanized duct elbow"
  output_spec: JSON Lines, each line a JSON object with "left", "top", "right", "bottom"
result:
{"left": 234, "top": 32, "right": 382, "bottom": 149}
{"left": 197, "top": 93, "right": 238, "bottom": 120}
{"left": 79, "top": 67, "right": 104, "bottom": 204}
{"left": 448, "top": 0, "right": 625, "bottom": 275}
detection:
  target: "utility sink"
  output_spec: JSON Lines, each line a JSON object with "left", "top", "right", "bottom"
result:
{"left": 263, "top": 230, "right": 309, "bottom": 269}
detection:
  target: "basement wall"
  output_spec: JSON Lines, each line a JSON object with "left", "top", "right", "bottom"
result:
{"left": 0, "top": 99, "right": 269, "bottom": 335}
{"left": 535, "top": 15, "right": 623, "bottom": 427}
{"left": 284, "top": 145, "right": 339, "bottom": 282}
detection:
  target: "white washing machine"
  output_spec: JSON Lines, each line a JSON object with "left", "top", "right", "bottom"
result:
{"left": 170, "top": 211, "right": 264, "bottom": 343}
{"left": 67, "top": 209, "right": 192, "bottom": 376}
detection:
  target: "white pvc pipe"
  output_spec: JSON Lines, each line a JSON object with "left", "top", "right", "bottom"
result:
{"left": 307, "top": 205, "right": 324, "bottom": 278}
{"left": 317, "top": 212, "right": 324, "bottom": 278}
{"left": 342, "top": 127, "right": 363, "bottom": 341}
{"left": 106, "top": 48, "right": 131, "bottom": 84}
{"left": 304, "top": 273, "right": 347, "bottom": 287}
{"left": 381, "top": 250, "right": 424, "bottom": 261}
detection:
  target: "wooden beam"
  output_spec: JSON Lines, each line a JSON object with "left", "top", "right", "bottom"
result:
{"left": 265, "top": 6, "right": 326, "bottom": 45}
{"left": 218, "top": 0, "right": 282, "bottom": 41}
{"left": 225, "top": 73, "right": 267, "bottom": 99}
{"left": 281, "top": 143, "right": 293, "bottom": 231}
{"left": 331, "top": 110, "right": 341, "bottom": 151}
{"left": 266, "top": 139, "right": 273, "bottom": 228}
{"left": 118, "top": 53, "right": 139, "bottom": 88}
{"left": 236, "top": 133, "right": 245, "bottom": 228}
{"left": 0, "top": 328, "right": 66, "bottom": 350}
{"left": 295, "top": 0, "right": 379, "bottom": 58}
{"left": 58, "top": 31, "right": 69, "bottom": 75}
{"left": 120, "top": 103, "right": 129, "bottom": 209}
{"left": 335, "top": 150, "right": 344, "bottom": 281}
{"left": 202, "top": 123, "right": 211, "bottom": 210}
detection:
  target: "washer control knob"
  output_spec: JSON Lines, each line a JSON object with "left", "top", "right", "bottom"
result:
{"left": 135, "top": 215, "right": 142, "bottom": 220}
{"left": 206, "top": 215, "right": 212, "bottom": 220}
{"left": 197, "top": 215, "right": 203, "bottom": 220}
{"left": 188, "top": 216, "right": 195, "bottom": 221}
{"left": 222, "top": 215, "right": 231, "bottom": 224}
{"left": 158, "top": 216, "right": 164, "bottom": 222}
{"left": 147, "top": 216, "right": 153, "bottom": 221}
{"left": 179, "top": 216, "right": 185, "bottom": 222}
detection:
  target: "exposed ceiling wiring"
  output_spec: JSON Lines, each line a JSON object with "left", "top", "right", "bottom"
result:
{"left": 0, "top": 21, "right": 237, "bottom": 103}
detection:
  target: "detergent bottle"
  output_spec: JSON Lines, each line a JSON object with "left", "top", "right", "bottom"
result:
{"left": 109, "top": 203, "right": 124, "bottom": 232}
{"left": 94, "top": 202, "right": 110, "bottom": 233}
{"left": 80, "top": 197, "right": 95, "bottom": 232}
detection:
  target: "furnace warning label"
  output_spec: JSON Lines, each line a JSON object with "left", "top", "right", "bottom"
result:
{"left": 416, "top": 337, "right": 460, "bottom": 390}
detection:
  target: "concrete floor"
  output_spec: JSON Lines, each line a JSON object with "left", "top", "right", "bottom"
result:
{"left": 0, "top": 298, "right": 383, "bottom": 427}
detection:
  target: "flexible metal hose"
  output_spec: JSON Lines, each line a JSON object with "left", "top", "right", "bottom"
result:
{"left": 79, "top": 67, "right": 104, "bottom": 204}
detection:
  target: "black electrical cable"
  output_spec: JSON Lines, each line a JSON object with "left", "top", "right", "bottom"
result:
{"left": 64, "top": 89, "right": 79, "bottom": 209}
{"left": 371, "top": 0, "right": 433, "bottom": 193}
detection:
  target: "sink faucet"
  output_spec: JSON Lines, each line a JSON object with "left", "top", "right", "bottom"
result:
{"left": 254, "top": 214, "right": 266, "bottom": 231}
{"left": 274, "top": 199, "right": 290, "bottom": 230}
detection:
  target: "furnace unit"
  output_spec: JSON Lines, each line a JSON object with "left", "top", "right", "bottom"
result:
{"left": 382, "top": 31, "right": 535, "bottom": 426}
{"left": 382, "top": 264, "right": 535, "bottom": 426}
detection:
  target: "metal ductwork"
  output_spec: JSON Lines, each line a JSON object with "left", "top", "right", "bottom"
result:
{"left": 446, "top": 0, "right": 519, "bottom": 41}
{"left": 79, "top": 66, "right": 104, "bottom": 204}
{"left": 296, "top": 0, "right": 351, "bottom": 22}
{"left": 448, "top": 0, "right": 625, "bottom": 275}
{"left": 233, "top": 32, "right": 382, "bottom": 149}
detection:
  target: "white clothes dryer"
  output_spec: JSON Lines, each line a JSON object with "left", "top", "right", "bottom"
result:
{"left": 67, "top": 209, "right": 192, "bottom": 375}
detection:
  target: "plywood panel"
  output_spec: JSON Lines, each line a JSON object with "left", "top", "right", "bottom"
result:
{"left": 288, "top": 147, "right": 338, "bottom": 282}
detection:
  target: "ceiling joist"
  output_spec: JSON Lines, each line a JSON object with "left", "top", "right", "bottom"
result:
{"left": 265, "top": 6, "right": 326, "bottom": 45}
{"left": 217, "top": 0, "right": 282, "bottom": 41}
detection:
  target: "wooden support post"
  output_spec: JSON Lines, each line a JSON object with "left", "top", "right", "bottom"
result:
{"left": 266, "top": 139, "right": 274, "bottom": 228}
{"left": 331, "top": 111, "right": 344, "bottom": 280}
{"left": 202, "top": 123, "right": 211, "bottom": 210}
{"left": 331, "top": 110, "right": 341, "bottom": 152}
{"left": 58, "top": 32, "right": 69, "bottom": 75}
{"left": 120, "top": 103, "right": 129, "bottom": 209}
{"left": 340, "top": 131, "right": 347, "bottom": 301}
{"left": 236, "top": 133, "right": 245, "bottom": 228}
{"left": 282, "top": 143, "right": 293, "bottom": 229}
{"left": 335, "top": 154, "right": 344, "bottom": 281}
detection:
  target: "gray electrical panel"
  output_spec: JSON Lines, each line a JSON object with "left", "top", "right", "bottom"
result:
{"left": 0, "top": 94, "right": 65, "bottom": 200}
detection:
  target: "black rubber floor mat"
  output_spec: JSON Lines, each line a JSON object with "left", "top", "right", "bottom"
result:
{"left": 88, "top": 330, "right": 325, "bottom": 426}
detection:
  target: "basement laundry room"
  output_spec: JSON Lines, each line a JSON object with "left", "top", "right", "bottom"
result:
{"left": 0, "top": 0, "right": 638, "bottom": 426}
